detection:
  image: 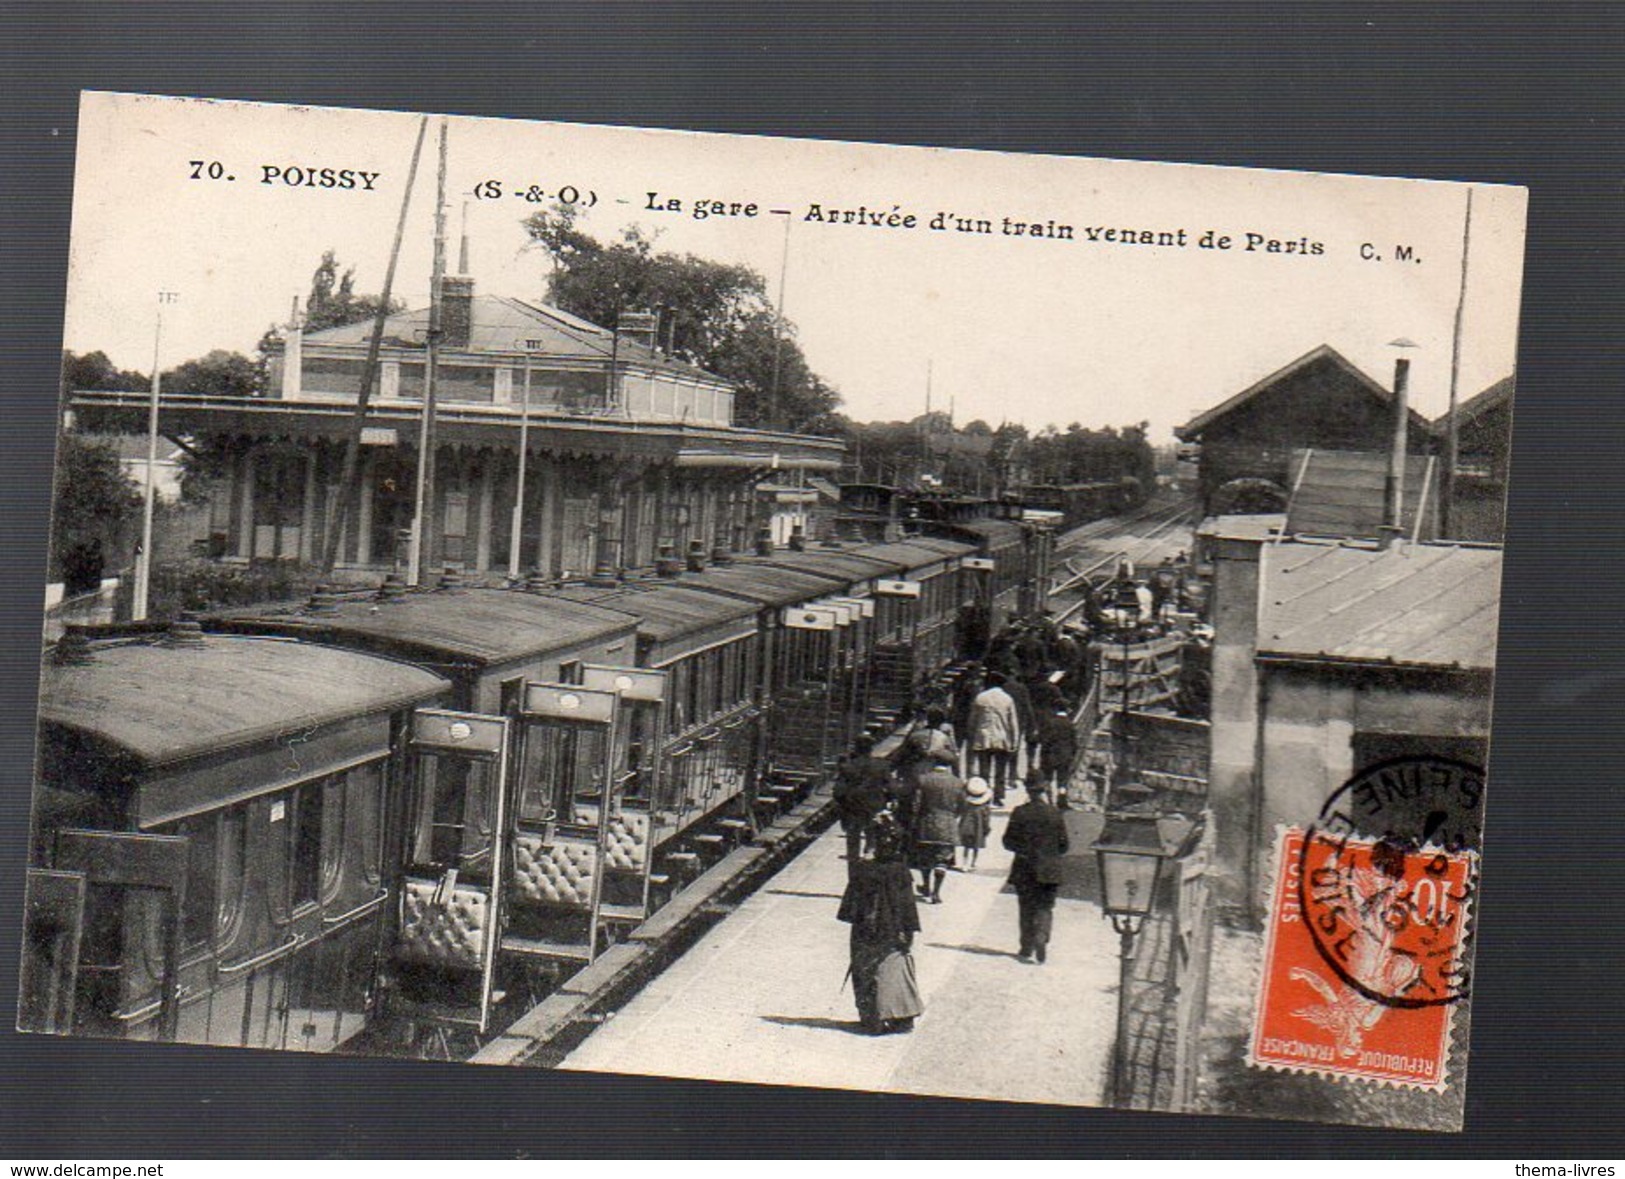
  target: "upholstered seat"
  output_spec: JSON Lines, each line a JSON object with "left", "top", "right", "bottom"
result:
{"left": 398, "top": 879, "right": 487, "bottom": 969}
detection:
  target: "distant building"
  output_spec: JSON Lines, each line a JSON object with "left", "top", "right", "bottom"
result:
{"left": 1176, "top": 345, "right": 1435, "bottom": 517}
{"left": 1438, "top": 375, "right": 1514, "bottom": 543}
{"left": 70, "top": 275, "right": 841, "bottom": 583}
{"left": 1201, "top": 517, "right": 1498, "bottom": 914}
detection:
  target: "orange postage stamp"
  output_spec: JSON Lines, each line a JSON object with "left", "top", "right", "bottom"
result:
{"left": 1249, "top": 825, "right": 1475, "bottom": 1092}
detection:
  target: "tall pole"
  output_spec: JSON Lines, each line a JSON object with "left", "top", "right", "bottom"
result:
{"left": 320, "top": 115, "right": 428, "bottom": 573}
{"left": 1383, "top": 354, "right": 1412, "bottom": 543}
{"left": 1443, "top": 187, "right": 1474, "bottom": 538}
{"left": 508, "top": 353, "right": 532, "bottom": 579}
{"left": 409, "top": 119, "right": 449, "bottom": 586}
{"left": 768, "top": 213, "right": 791, "bottom": 430}
{"left": 133, "top": 291, "right": 178, "bottom": 621}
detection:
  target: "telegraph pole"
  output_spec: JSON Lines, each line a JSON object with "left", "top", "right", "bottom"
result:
{"left": 409, "top": 119, "right": 449, "bottom": 586}
{"left": 133, "top": 290, "right": 179, "bottom": 621}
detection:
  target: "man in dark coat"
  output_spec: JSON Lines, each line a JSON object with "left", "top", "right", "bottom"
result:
{"left": 833, "top": 733, "right": 893, "bottom": 873}
{"left": 1002, "top": 780, "right": 1071, "bottom": 964}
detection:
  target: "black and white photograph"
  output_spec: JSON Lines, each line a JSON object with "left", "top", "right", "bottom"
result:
{"left": 20, "top": 89, "right": 1528, "bottom": 1134}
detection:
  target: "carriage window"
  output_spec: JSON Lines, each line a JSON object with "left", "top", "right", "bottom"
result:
{"left": 289, "top": 785, "right": 323, "bottom": 910}
{"left": 412, "top": 754, "right": 496, "bottom": 880}
{"left": 173, "top": 815, "right": 219, "bottom": 951}
{"left": 216, "top": 807, "right": 247, "bottom": 945}
{"left": 319, "top": 773, "right": 348, "bottom": 901}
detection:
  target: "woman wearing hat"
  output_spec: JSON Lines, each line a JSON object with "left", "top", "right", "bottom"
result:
{"left": 837, "top": 813, "right": 924, "bottom": 1035}
{"left": 958, "top": 776, "right": 993, "bottom": 871}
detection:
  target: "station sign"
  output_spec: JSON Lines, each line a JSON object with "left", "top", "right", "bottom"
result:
{"left": 963, "top": 557, "right": 996, "bottom": 571}
{"left": 412, "top": 709, "right": 508, "bottom": 756}
{"left": 360, "top": 427, "right": 398, "bottom": 446}
{"left": 875, "top": 579, "right": 922, "bottom": 598}
{"left": 581, "top": 664, "right": 668, "bottom": 704}
{"left": 522, "top": 682, "right": 618, "bottom": 725}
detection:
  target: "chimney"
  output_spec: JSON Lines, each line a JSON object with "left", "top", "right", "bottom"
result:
{"left": 436, "top": 566, "right": 466, "bottom": 592}
{"left": 376, "top": 573, "right": 409, "bottom": 603}
{"left": 160, "top": 613, "right": 209, "bottom": 648}
{"left": 1382, "top": 354, "right": 1413, "bottom": 547}
{"left": 685, "top": 538, "right": 708, "bottom": 573}
{"left": 618, "top": 310, "right": 658, "bottom": 353}
{"left": 305, "top": 585, "right": 341, "bottom": 615}
{"left": 754, "top": 526, "right": 774, "bottom": 557}
{"left": 441, "top": 276, "right": 474, "bottom": 351}
{"left": 52, "top": 627, "right": 95, "bottom": 666}
{"left": 789, "top": 523, "right": 807, "bottom": 552}
{"left": 655, "top": 542, "right": 684, "bottom": 578}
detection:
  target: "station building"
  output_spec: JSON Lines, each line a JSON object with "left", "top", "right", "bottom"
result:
{"left": 70, "top": 275, "right": 843, "bottom": 585}
{"left": 1175, "top": 345, "right": 1436, "bottom": 518}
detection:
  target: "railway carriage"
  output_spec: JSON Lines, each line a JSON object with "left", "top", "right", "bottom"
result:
{"left": 25, "top": 500, "right": 1049, "bottom": 1055}
{"left": 27, "top": 621, "right": 448, "bottom": 1052}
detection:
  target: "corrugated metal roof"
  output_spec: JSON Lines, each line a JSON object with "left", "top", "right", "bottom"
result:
{"left": 302, "top": 294, "right": 729, "bottom": 384}
{"left": 218, "top": 587, "right": 639, "bottom": 665}
{"left": 39, "top": 635, "right": 448, "bottom": 766}
{"left": 1258, "top": 541, "right": 1501, "bottom": 671}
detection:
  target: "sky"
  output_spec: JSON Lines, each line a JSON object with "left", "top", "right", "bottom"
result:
{"left": 63, "top": 92, "right": 1527, "bottom": 442}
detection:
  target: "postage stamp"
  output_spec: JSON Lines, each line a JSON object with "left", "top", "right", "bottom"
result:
{"left": 1249, "top": 755, "right": 1484, "bottom": 1090}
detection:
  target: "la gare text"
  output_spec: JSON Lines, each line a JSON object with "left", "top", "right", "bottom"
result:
{"left": 644, "top": 193, "right": 1325, "bottom": 255}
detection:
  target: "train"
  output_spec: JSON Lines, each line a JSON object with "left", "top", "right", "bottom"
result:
{"left": 1015, "top": 479, "right": 1145, "bottom": 531}
{"left": 22, "top": 518, "right": 1049, "bottom": 1056}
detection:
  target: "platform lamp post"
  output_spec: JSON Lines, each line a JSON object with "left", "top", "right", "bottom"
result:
{"left": 1110, "top": 577, "right": 1142, "bottom": 792}
{"left": 1093, "top": 800, "right": 1173, "bottom": 1109}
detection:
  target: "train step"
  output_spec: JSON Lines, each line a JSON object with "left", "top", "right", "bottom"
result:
{"left": 500, "top": 934, "right": 592, "bottom": 962}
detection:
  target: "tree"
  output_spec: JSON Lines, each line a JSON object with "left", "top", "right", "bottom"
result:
{"left": 521, "top": 206, "right": 841, "bottom": 434}
{"left": 50, "top": 433, "right": 141, "bottom": 589}
{"left": 61, "top": 350, "right": 148, "bottom": 395}
{"left": 302, "top": 249, "right": 404, "bottom": 332}
{"left": 163, "top": 349, "right": 262, "bottom": 397}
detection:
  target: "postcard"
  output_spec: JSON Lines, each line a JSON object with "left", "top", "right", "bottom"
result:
{"left": 21, "top": 91, "right": 1524, "bottom": 1131}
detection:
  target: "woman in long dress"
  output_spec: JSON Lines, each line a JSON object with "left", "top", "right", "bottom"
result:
{"left": 837, "top": 814, "right": 923, "bottom": 1035}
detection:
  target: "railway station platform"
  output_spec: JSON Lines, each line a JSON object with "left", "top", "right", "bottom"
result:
{"left": 560, "top": 798, "right": 1122, "bottom": 1108}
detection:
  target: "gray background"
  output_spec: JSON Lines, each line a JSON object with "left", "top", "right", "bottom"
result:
{"left": 2, "top": 2, "right": 1620, "bottom": 1158}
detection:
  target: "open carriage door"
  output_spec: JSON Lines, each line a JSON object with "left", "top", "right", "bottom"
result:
{"left": 394, "top": 709, "right": 509, "bottom": 1037}
{"left": 580, "top": 665, "right": 668, "bottom": 928}
{"left": 19, "top": 868, "right": 87, "bottom": 1035}
{"left": 776, "top": 603, "right": 847, "bottom": 786}
{"left": 51, "top": 831, "right": 188, "bottom": 1041}
{"left": 504, "top": 683, "right": 619, "bottom": 967}
{"left": 827, "top": 597, "right": 876, "bottom": 748}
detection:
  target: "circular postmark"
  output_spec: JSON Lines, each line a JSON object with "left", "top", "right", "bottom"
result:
{"left": 1297, "top": 755, "right": 1485, "bottom": 1009}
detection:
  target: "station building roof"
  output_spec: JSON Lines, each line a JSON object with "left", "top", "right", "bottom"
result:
{"left": 300, "top": 294, "right": 728, "bottom": 384}
{"left": 1257, "top": 540, "right": 1501, "bottom": 672}
{"left": 39, "top": 632, "right": 448, "bottom": 767}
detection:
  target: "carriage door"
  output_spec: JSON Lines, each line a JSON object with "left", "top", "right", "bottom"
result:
{"left": 19, "top": 868, "right": 87, "bottom": 1035}
{"left": 394, "top": 709, "right": 510, "bottom": 1036}
{"left": 51, "top": 830, "right": 189, "bottom": 1041}
{"left": 580, "top": 665, "right": 668, "bottom": 927}
{"left": 504, "top": 683, "right": 619, "bottom": 966}
{"left": 776, "top": 604, "right": 842, "bottom": 779}
{"left": 828, "top": 597, "right": 876, "bottom": 746}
